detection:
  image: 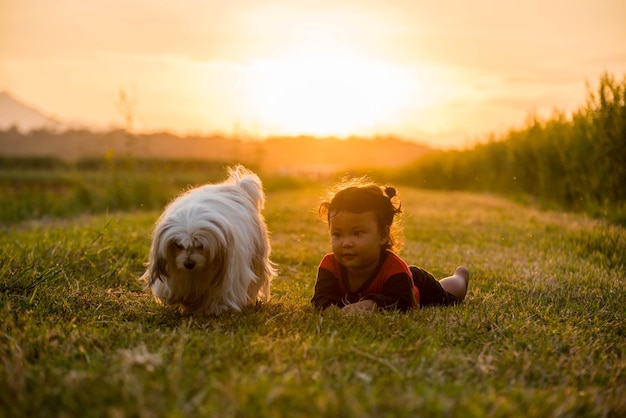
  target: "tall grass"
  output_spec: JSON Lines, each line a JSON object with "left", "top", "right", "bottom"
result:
{"left": 0, "top": 158, "right": 315, "bottom": 223}
{"left": 391, "top": 72, "right": 626, "bottom": 224}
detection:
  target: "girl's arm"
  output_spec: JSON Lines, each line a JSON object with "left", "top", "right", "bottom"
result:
{"left": 362, "top": 273, "right": 415, "bottom": 312}
{"left": 311, "top": 267, "right": 343, "bottom": 310}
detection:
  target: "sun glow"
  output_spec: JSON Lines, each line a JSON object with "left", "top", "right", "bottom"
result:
{"left": 246, "top": 48, "right": 419, "bottom": 137}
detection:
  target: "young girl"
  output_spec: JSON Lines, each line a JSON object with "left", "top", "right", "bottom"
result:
{"left": 311, "top": 178, "right": 469, "bottom": 313}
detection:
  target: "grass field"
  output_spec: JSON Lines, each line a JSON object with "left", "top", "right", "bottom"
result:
{"left": 1, "top": 180, "right": 625, "bottom": 417}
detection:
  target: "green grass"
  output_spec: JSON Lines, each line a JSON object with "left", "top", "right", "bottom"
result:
{"left": 1, "top": 185, "right": 625, "bottom": 417}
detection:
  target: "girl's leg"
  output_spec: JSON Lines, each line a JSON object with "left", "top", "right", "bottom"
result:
{"left": 411, "top": 266, "right": 463, "bottom": 306}
{"left": 438, "top": 266, "right": 470, "bottom": 302}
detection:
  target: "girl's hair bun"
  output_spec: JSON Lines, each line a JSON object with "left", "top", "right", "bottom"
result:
{"left": 384, "top": 186, "right": 397, "bottom": 199}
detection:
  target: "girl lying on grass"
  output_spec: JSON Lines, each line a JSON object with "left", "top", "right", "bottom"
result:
{"left": 311, "top": 177, "right": 469, "bottom": 314}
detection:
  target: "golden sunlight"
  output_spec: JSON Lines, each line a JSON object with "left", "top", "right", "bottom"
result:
{"left": 246, "top": 47, "right": 421, "bottom": 137}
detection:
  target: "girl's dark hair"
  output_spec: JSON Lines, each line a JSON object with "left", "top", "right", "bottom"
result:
{"left": 318, "top": 177, "right": 403, "bottom": 251}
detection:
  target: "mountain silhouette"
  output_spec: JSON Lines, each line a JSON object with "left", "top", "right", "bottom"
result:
{"left": 0, "top": 91, "right": 60, "bottom": 131}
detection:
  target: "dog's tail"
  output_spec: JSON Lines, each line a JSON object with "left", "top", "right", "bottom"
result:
{"left": 228, "top": 165, "right": 265, "bottom": 210}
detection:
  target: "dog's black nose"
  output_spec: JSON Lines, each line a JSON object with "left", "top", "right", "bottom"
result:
{"left": 184, "top": 261, "right": 195, "bottom": 270}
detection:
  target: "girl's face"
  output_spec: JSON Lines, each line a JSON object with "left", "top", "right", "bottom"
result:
{"left": 329, "top": 210, "right": 387, "bottom": 275}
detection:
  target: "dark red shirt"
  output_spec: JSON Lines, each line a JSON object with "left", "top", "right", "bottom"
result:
{"left": 311, "top": 250, "right": 419, "bottom": 311}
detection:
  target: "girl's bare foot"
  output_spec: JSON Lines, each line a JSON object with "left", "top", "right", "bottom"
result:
{"left": 455, "top": 266, "right": 470, "bottom": 285}
{"left": 439, "top": 266, "right": 470, "bottom": 302}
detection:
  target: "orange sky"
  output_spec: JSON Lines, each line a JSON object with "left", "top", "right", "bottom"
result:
{"left": 1, "top": 0, "right": 625, "bottom": 147}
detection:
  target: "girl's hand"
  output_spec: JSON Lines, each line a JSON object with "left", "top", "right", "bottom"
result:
{"left": 341, "top": 299, "right": 377, "bottom": 314}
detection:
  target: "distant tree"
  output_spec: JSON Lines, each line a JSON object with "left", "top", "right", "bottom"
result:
{"left": 116, "top": 89, "right": 136, "bottom": 133}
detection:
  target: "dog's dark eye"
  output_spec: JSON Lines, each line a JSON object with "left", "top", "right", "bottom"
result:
{"left": 174, "top": 242, "right": 184, "bottom": 249}
{"left": 195, "top": 243, "right": 204, "bottom": 250}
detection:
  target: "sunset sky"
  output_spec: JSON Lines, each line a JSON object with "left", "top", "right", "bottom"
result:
{"left": 1, "top": 0, "right": 625, "bottom": 147}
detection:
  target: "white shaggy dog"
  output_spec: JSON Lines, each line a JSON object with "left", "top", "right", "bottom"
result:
{"left": 140, "top": 165, "right": 276, "bottom": 314}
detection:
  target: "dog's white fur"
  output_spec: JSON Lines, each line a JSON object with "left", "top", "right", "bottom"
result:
{"left": 140, "top": 165, "right": 276, "bottom": 314}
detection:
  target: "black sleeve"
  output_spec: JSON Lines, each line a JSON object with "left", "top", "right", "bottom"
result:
{"left": 311, "top": 267, "right": 345, "bottom": 310}
{"left": 364, "top": 273, "right": 415, "bottom": 312}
